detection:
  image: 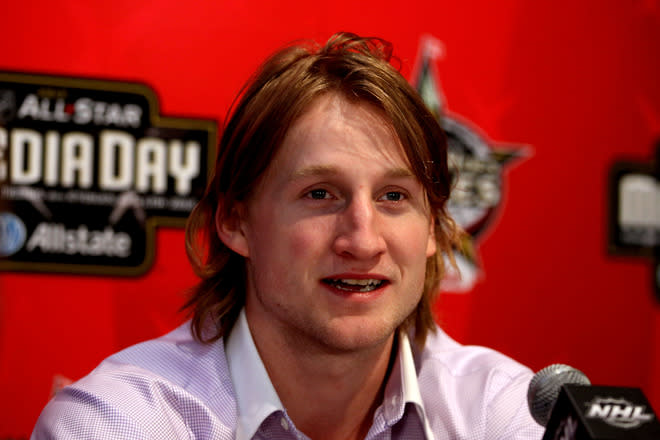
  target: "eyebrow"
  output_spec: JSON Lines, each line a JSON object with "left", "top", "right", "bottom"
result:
{"left": 291, "top": 165, "right": 415, "bottom": 180}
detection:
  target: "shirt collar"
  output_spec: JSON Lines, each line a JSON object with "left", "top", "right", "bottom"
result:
{"left": 226, "top": 308, "right": 433, "bottom": 440}
{"left": 226, "top": 309, "right": 285, "bottom": 440}
{"left": 383, "top": 330, "right": 435, "bottom": 440}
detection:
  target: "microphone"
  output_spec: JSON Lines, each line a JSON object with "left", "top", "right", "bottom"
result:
{"left": 527, "top": 364, "right": 660, "bottom": 439}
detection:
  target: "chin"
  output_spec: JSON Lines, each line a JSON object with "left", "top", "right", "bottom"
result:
{"left": 319, "top": 316, "right": 399, "bottom": 353}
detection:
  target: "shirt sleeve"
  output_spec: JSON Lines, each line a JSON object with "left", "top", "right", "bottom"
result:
{"left": 31, "top": 385, "right": 156, "bottom": 440}
{"left": 484, "top": 368, "right": 544, "bottom": 440}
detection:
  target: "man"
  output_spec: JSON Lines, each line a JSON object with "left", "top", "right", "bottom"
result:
{"left": 33, "top": 33, "right": 543, "bottom": 439}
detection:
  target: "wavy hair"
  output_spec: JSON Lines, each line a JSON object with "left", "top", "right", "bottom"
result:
{"left": 184, "top": 32, "right": 460, "bottom": 346}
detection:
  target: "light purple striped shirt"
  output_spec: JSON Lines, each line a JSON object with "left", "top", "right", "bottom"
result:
{"left": 32, "top": 312, "right": 543, "bottom": 439}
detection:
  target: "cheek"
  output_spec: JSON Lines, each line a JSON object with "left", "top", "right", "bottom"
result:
{"left": 392, "top": 223, "right": 436, "bottom": 281}
{"left": 249, "top": 223, "right": 327, "bottom": 294}
{"left": 401, "top": 222, "right": 435, "bottom": 256}
{"left": 426, "top": 232, "right": 437, "bottom": 258}
{"left": 248, "top": 219, "right": 326, "bottom": 266}
{"left": 287, "top": 221, "right": 331, "bottom": 258}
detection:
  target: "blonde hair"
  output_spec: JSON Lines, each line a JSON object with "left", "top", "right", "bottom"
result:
{"left": 184, "top": 32, "right": 460, "bottom": 346}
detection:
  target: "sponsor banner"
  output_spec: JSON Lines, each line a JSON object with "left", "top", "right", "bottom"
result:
{"left": 0, "top": 72, "right": 216, "bottom": 275}
{"left": 608, "top": 141, "right": 660, "bottom": 302}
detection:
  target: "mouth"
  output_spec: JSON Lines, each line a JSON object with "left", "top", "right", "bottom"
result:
{"left": 321, "top": 278, "right": 388, "bottom": 293}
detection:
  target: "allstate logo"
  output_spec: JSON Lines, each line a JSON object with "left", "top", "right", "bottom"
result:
{"left": 0, "top": 212, "right": 27, "bottom": 257}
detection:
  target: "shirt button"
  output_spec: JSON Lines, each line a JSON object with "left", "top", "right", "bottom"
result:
{"left": 281, "top": 417, "right": 290, "bottom": 431}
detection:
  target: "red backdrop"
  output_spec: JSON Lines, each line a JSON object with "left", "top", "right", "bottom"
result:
{"left": 1, "top": 1, "right": 659, "bottom": 437}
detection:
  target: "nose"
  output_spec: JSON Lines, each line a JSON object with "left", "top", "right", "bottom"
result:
{"left": 332, "top": 194, "right": 386, "bottom": 260}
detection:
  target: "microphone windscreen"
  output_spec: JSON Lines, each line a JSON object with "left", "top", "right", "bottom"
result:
{"left": 527, "top": 363, "right": 591, "bottom": 426}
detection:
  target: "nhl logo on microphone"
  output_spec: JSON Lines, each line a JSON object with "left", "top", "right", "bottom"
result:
{"left": 543, "top": 384, "right": 660, "bottom": 439}
{"left": 585, "top": 396, "right": 655, "bottom": 429}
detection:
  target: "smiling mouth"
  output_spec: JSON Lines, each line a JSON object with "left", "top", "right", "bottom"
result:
{"left": 322, "top": 278, "right": 387, "bottom": 293}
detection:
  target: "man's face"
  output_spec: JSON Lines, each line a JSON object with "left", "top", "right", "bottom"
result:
{"left": 226, "top": 93, "right": 436, "bottom": 353}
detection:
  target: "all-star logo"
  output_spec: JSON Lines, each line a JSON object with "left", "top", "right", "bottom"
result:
{"left": 413, "top": 35, "right": 526, "bottom": 291}
{"left": 0, "top": 71, "right": 216, "bottom": 276}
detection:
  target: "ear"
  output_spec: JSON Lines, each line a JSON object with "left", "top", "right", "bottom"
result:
{"left": 215, "top": 202, "right": 250, "bottom": 258}
{"left": 426, "top": 215, "right": 437, "bottom": 258}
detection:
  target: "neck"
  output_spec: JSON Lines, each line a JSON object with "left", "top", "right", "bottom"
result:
{"left": 248, "top": 317, "right": 397, "bottom": 440}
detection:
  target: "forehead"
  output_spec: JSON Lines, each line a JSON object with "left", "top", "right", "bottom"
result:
{"left": 272, "top": 93, "right": 411, "bottom": 173}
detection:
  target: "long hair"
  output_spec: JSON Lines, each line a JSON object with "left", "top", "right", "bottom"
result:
{"left": 184, "top": 32, "right": 461, "bottom": 346}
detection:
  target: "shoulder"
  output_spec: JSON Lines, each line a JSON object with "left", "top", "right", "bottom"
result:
{"left": 32, "top": 322, "right": 237, "bottom": 439}
{"left": 419, "top": 326, "right": 533, "bottom": 381}
{"left": 417, "top": 326, "right": 544, "bottom": 439}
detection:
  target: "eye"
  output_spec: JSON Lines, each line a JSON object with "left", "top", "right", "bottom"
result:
{"left": 307, "top": 189, "right": 330, "bottom": 200}
{"left": 380, "top": 191, "right": 406, "bottom": 202}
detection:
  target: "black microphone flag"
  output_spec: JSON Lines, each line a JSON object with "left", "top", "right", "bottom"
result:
{"left": 528, "top": 364, "right": 660, "bottom": 439}
{"left": 544, "top": 384, "right": 659, "bottom": 439}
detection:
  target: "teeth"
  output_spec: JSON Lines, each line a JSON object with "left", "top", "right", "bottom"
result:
{"left": 340, "top": 279, "right": 378, "bottom": 286}
{"left": 327, "top": 278, "right": 385, "bottom": 292}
